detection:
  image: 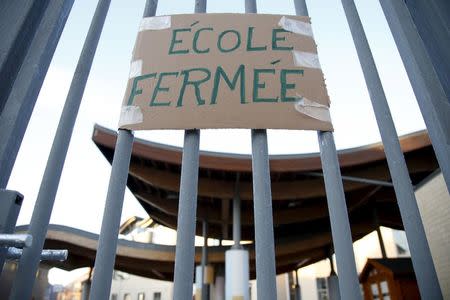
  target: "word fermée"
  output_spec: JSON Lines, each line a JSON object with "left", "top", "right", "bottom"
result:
{"left": 127, "top": 65, "right": 304, "bottom": 107}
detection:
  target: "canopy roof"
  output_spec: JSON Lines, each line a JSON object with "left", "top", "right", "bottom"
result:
{"left": 87, "top": 125, "right": 437, "bottom": 278}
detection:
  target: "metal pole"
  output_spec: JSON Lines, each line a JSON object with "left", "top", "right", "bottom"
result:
{"left": 6, "top": 248, "right": 68, "bottom": 261}
{"left": 318, "top": 131, "right": 362, "bottom": 300}
{"left": 340, "top": 1, "right": 442, "bottom": 298}
{"left": 245, "top": 1, "right": 277, "bottom": 298}
{"left": 8, "top": 1, "right": 112, "bottom": 299}
{"left": 172, "top": 0, "right": 204, "bottom": 298}
{"left": 327, "top": 254, "right": 341, "bottom": 300}
{"left": 294, "top": 270, "right": 302, "bottom": 300}
{"left": 172, "top": 130, "right": 201, "bottom": 300}
{"left": 0, "top": 234, "right": 32, "bottom": 248}
{"left": 0, "top": 0, "right": 74, "bottom": 188}
{"left": 88, "top": 129, "right": 134, "bottom": 299}
{"left": 294, "top": 1, "right": 361, "bottom": 299}
{"left": 378, "top": 0, "right": 450, "bottom": 192}
{"left": 201, "top": 221, "right": 209, "bottom": 300}
{"left": 233, "top": 174, "right": 241, "bottom": 248}
{"left": 373, "top": 209, "right": 387, "bottom": 258}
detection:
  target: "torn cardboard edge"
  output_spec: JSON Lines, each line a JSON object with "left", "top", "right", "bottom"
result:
{"left": 139, "top": 16, "right": 171, "bottom": 31}
{"left": 119, "top": 106, "right": 143, "bottom": 127}
{"left": 292, "top": 51, "right": 321, "bottom": 69}
{"left": 278, "top": 16, "right": 313, "bottom": 37}
{"left": 129, "top": 60, "right": 142, "bottom": 78}
{"left": 294, "top": 95, "right": 331, "bottom": 123}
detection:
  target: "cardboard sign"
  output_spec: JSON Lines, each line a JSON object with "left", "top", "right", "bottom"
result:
{"left": 119, "top": 13, "right": 332, "bottom": 131}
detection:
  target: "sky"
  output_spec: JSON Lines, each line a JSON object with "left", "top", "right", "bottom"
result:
{"left": 7, "top": 0, "right": 424, "bottom": 284}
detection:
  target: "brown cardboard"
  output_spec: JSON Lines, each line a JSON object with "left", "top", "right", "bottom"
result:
{"left": 119, "top": 13, "right": 332, "bottom": 131}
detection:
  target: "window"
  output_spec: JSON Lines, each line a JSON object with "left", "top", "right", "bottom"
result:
{"left": 316, "top": 278, "right": 329, "bottom": 300}
{"left": 371, "top": 283, "right": 380, "bottom": 300}
{"left": 153, "top": 292, "right": 161, "bottom": 300}
{"left": 138, "top": 293, "right": 145, "bottom": 300}
{"left": 123, "top": 294, "right": 131, "bottom": 300}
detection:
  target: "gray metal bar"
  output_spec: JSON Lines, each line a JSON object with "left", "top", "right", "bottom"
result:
{"left": 246, "top": 1, "right": 277, "bottom": 298}
{"left": 0, "top": 0, "right": 50, "bottom": 115}
{"left": 6, "top": 247, "right": 68, "bottom": 261}
{"left": 0, "top": 0, "right": 74, "bottom": 188}
{"left": 251, "top": 129, "right": 277, "bottom": 300}
{"left": 8, "top": 1, "right": 112, "bottom": 299}
{"left": 294, "top": 270, "right": 301, "bottom": 300}
{"left": 373, "top": 209, "right": 387, "bottom": 258}
{"left": 89, "top": 129, "right": 134, "bottom": 300}
{"left": 201, "top": 221, "right": 209, "bottom": 300}
{"left": 294, "top": 0, "right": 361, "bottom": 298}
{"left": 340, "top": 1, "right": 442, "bottom": 298}
{"left": 0, "top": 234, "right": 32, "bottom": 248}
{"left": 318, "top": 131, "right": 362, "bottom": 300}
{"left": 305, "top": 172, "right": 393, "bottom": 187}
{"left": 172, "top": 130, "right": 201, "bottom": 300}
{"left": 378, "top": 0, "right": 450, "bottom": 192}
{"left": 232, "top": 174, "right": 241, "bottom": 248}
{"left": 0, "top": 190, "right": 23, "bottom": 274}
{"left": 172, "top": 0, "right": 205, "bottom": 298}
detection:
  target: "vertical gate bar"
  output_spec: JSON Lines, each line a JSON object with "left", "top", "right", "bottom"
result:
{"left": 89, "top": 2, "right": 158, "bottom": 298}
{"left": 0, "top": 0, "right": 74, "bottom": 189}
{"left": 172, "top": 130, "right": 201, "bottom": 300}
{"left": 0, "top": 0, "right": 50, "bottom": 116}
{"left": 172, "top": 1, "right": 205, "bottom": 299}
{"left": 294, "top": 1, "right": 362, "bottom": 299}
{"left": 245, "top": 1, "right": 277, "bottom": 299}
{"left": 88, "top": 130, "right": 134, "bottom": 299}
{"left": 8, "top": 1, "right": 112, "bottom": 299}
{"left": 378, "top": 0, "right": 450, "bottom": 192}
{"left": 201, "top": 221, "right": 209, "bottom": 300}
{"left": 232, "top": 174, "right": 241, "bottom": 248}
{"left": 340, "top": 0, "right": 442, "bottom": 298}
{"left": 318, "top": 132, "right": 362, "bottom": 300}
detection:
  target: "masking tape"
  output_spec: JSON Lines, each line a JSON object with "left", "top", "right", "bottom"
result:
{"left": 278, "top": 16, "right": 313, "bottom": 37}
{"left": 129, "top": 60, "right": 142, "bottom": 78}
{"left": 119, "top": 106, "right": 143, "bottom": 127}
{"left": 139, "top": 16, "right": 171, "bottom": 31}
{"left": 292, "top": 50, "right": 321, "bottom": 69}
{"left": 294, "top": 95, "right": 331, "bottom": 123}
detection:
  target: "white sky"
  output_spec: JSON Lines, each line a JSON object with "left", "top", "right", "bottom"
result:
{"left": 7, "top": 0, "right": 423, "bottom": 284}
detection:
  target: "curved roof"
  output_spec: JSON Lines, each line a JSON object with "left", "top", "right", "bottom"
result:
{"left": 91, "top": 125, "right": 438, "bottom": 277}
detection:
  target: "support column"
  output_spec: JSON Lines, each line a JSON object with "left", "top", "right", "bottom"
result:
{"left": 233, "top": 174, "right": 241, "bottom": 248}
{"left": 373, "top": 209, "right": 387, "bottom": 259}
{"left": 340, "top": 1, "right": 442, "bottom": 298}
{"left": 201, "top": 221, "right": 209, "bottom": 300}
{"left": 9, "top": 1, "right": 112, "bottom": 299}
{"left": 294, "top": 270, "right": 301, "bottom": 300}
{"left": 379, "top": 0, "right": 450, "bottom": 191}
{"left": 327, "top": 255, "right": 341, "bottom": 300}
{"left": 294, "top": 1, "right": 361, "bottom": 299}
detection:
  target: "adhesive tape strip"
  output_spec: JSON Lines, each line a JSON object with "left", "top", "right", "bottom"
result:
{"left": 292, "top": 50, "right": 321, "bottom": 69}
{"left": 129, "top": 60, "right": 142, "bottom": 78}
{"left": 278, "top": 16, "right": 313, "bottom": 37}
{"left": 139, "top": 16, "right": 171, "bottom": 31}
{"left": 294, "top": 95, "right": 331, "bottom": 123}
{"left": 119, "top": 106, "right": 143, "bottom": 127}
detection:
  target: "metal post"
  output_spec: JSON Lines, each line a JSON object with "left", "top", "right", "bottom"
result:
{"left": 294, "top": 1, "right": 361, "bottom": 299}
{"left": 88, "top": 129, "right": 134, "bottom": 299}
{"left": 327, "top": 254, "right": 341, "bottom": 300}
{"left": 8, "top": 1, "right": 112, "bottom": 299}
{"left": 318, "top": 131, "right": 362, "bottom": 300}
{"left": 0, "top": 190, "right": 23, "bottom": 274}
{"left": 373, "top": 209, "right": 387, "bottom": 258}
{"left": 246, "top": 1, "right": 277, "bottom": 298}
{"left": 0, "top": 234, "right": 32, "bottom": 248}
{"left": 340, "top": 1, "right": 442, "bottom": 298}
{"left": 0, "top": 0, "right": 74, "bottom": 188}
{"left": 233, "top": 174, "right": 241, "bottom": 248}
{"left": 172, "top": 0, "right": 205, "bottom": 298}
{"left": 201, "top": 221, "right": 209, "bottom": 300}
{"left": 0, "top": 0, "right": 50, "bottom": 115}
{"left": 378, "top": 0, "right": 450, "bottom": 192}
{"left": 6, "top": 248, "right": 68, "bottom": 261}
{"left": 294, "top": 270, "right": 301, "bottom": 300}
{"left": 172, "top": 130, "right": 201, "bottom": 300}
